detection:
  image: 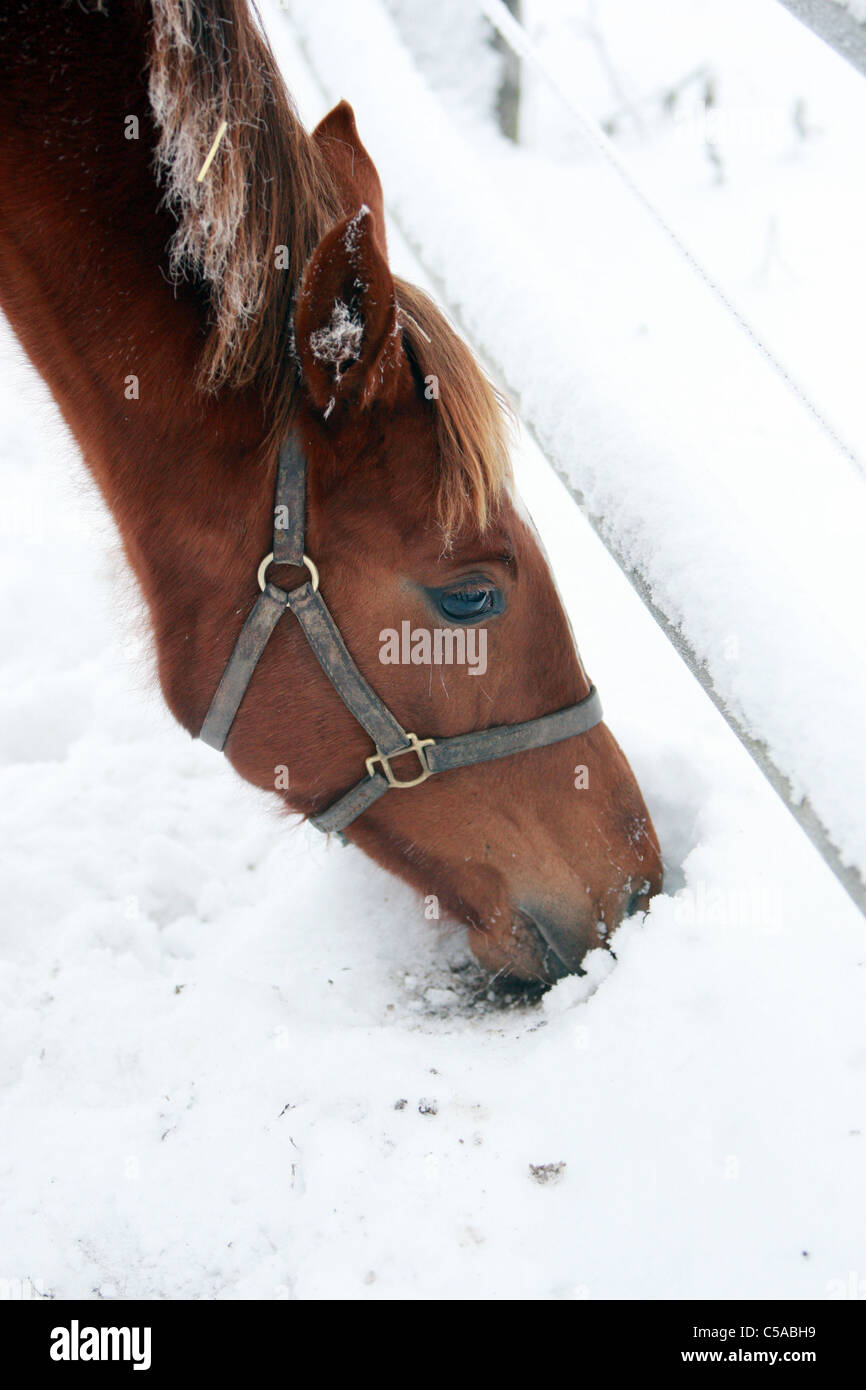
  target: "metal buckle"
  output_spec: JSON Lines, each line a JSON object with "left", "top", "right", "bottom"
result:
{"left": 257, "top": 551, "right": 319, "bottom": 593}
{"left": 366, "top": 734, "right": 436, "bottom": 789}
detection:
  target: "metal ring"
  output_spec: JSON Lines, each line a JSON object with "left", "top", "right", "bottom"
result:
{"left": 257, "top": 551, "right": 319, "bottom": 593}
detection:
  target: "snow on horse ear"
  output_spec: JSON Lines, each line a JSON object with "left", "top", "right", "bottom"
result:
{"left": 313, "top": 100, "right": 388, "bottom": 255}
{"left": 295, "top": 205, "right": 403, "bottom": 416}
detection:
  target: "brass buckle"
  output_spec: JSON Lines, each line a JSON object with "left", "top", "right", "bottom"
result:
{"left": 366, "top": 733, "right": 436, "bottom": 789}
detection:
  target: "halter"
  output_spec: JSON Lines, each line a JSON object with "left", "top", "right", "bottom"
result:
{"left": 199, "top": 435, "right": 603, "bottom": 834}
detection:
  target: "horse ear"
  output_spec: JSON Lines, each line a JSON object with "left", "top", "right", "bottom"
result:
{"left": 295, "top": 205, "right": 403, "bottom": 416}
{"left": 313, "top": 100, "right": 387, "bottom": 255}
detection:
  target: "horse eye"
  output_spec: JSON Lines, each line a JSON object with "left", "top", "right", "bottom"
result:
{"left": 439, "top": 587, "right": 496, "bottom": 621}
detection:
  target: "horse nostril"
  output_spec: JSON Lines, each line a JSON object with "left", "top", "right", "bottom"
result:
{"left": 625, "top": 882, "right": 651, "bottom": 918}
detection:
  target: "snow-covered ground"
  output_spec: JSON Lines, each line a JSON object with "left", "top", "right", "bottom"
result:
{"left": 0, "top": 3, "right": 864, "bottom": 1301}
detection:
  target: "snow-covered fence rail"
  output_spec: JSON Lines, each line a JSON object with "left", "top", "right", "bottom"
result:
{"left": 777, "top": 1, "right": 866, "bottom": 80}
{"left": 273, "top": 0, "right": 866, "bottom": 916}
{"left": 477, "top": 0, "right": 865, "bottom": 484}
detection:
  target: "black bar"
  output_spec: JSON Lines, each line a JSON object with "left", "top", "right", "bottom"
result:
{"left": 3, "top": 1298, "right": 862, "bottom": 1372}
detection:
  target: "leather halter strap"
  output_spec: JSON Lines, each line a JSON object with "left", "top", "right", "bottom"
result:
{"left": 199, "top": 435, "right": 604, "bottom": 835}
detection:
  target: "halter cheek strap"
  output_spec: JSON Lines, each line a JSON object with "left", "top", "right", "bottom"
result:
{"left": 199, "top": 434, "right": 603, "bottom": 835}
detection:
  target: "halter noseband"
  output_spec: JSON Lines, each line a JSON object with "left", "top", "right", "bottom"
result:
{"left": 199, "top": 435, "right": 603, "bottom": 835}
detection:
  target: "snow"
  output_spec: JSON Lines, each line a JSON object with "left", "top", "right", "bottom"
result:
{"left": 833, "top": 0, "right": 866, "bottom": 24}
{"left": 1, "top": 1, "right": 865, "bottom": 1302}
{"left": 309, "top": 300, "right": 364, "bottom": 378}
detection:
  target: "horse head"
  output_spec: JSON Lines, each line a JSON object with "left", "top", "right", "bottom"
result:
{"left": 0, "top": 4, "right": 662, "bottom": 984}
{"left": 220, "top": 100, "right": 663, "bottom": 981}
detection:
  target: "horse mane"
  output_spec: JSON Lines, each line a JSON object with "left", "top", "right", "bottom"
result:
{"left": 394, "top": 280, "right": 512, "bottom": 537}
{"left": 147, "top": 0, "right": 511, "bottom": 535}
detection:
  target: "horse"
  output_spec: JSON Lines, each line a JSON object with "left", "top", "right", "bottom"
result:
{"left": 0, "top": 0, "right": 662, "bottom": 982}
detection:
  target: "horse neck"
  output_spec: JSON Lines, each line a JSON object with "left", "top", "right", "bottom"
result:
{"left": 0, "top": 1, "right": 272, "bottom": 728}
